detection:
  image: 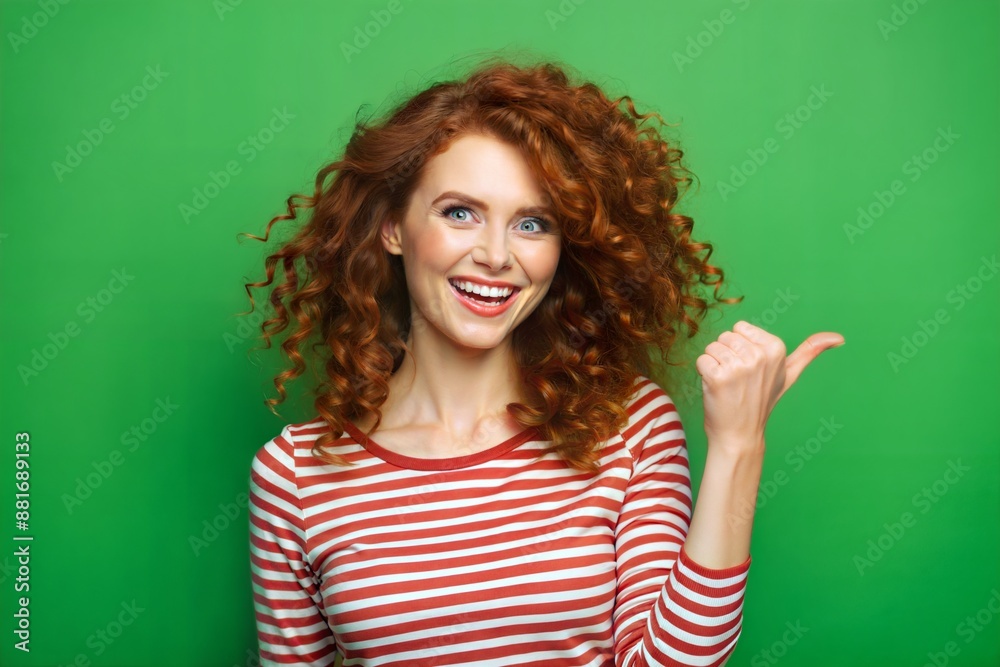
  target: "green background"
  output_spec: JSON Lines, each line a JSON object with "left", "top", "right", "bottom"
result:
{"left": 2, "top": 0, "right": 998, "bottom": 665}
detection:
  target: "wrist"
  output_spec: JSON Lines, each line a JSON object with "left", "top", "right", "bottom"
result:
{"left": 706, "top": 433, "right": 766, "bottom": 461}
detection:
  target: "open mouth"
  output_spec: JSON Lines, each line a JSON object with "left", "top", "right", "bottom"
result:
{"left": 448, "top": 279, "right": 519, "bottom": 306}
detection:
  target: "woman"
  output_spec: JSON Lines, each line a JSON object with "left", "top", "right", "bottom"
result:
{"left": 242, "top": 55, "right": 844, "bottom": 666}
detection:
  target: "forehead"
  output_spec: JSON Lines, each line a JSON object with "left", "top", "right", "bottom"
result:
{"left": 416, "top": 133, "right": 550, "bottom": 205}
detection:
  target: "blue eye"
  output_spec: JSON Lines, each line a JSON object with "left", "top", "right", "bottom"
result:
{"left": 442, "top": 205, "right": 472, "bottom": 222}
{"left": 519, "top": 218, "right": 549, "bottom": 233}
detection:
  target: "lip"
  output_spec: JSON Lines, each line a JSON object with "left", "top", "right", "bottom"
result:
{"left": 448, "top": 279, "right": 520, "bottom": 317}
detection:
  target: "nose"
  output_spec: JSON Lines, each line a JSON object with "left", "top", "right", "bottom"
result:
{"left": 471, "top": 221, "right": 512, "bottom": 271}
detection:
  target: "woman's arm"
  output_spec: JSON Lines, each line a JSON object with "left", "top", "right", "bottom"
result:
{"left": 612, "top": 315, "right": 842, "bottom": 665}
{"left": 685, "top": 320, "right": 844, "bottom": 569}
{"left": 249, "top": 427, "right": 339, "bottom": 667}
{"left": 683, "top": 438, "right": 764, "bottom": 569}
{"left": 612, "top": 381, "right": 751, "bottom": 667}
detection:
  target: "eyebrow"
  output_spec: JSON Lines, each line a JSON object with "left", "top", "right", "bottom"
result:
{"left": 430, "top": 190, "right": 554, "bottom": 218}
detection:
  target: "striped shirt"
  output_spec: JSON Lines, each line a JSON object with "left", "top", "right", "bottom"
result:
{"left": 249, "top": 376, "right": 752, "bottom": 666}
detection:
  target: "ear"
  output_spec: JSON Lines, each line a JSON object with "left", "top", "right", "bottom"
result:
{"left": 380, "top": 217, "right": 403, "bottom": 255}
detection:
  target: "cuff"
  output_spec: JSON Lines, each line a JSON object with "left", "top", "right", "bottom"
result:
{"left": 676, "top": 544, "right": 752, "bottom": 593}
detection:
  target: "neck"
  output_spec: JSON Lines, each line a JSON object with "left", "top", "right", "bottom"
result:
{"left": 381, "top": 322, "right": 525, "bottom": 438}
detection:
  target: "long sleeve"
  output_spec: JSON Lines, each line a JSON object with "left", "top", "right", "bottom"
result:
{"left": 249, "top": 427, "right": 339, "bottom": 666}
{"left": 613, "top": 387, "right": 751, "bottom": 667}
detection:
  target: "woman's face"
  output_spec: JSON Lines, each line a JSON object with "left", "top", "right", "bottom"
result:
{"left": 381, "top": 133, "right": 562, "bottom": 351}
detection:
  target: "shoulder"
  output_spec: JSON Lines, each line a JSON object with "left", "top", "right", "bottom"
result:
{"left": 623, "top": 375, "right": 682, "bottom": 426}
{"left": 249, "top": 418, "right": 330, "bottom": 485}
{"left": 620, "top": 375, "right": 686, "bottom": 459}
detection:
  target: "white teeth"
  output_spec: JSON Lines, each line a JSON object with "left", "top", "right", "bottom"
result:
{"left": 450, "top": 280, "right": 513, "bottom": 298}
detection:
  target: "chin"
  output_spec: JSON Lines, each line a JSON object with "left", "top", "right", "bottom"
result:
{"left": 447, "top": 328, "right": 513, "bottom": 351}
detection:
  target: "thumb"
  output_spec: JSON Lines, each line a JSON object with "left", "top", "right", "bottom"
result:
{"left": 780, "top": 332, "right": 845, "bottom": 401}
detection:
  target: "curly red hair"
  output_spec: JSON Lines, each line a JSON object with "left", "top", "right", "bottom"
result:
{"left": 239, "top": 54, "right": 742, "bottom": 472}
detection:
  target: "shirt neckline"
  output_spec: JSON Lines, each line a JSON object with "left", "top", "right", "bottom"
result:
{"left": 342, "top": 419, "right": 539, "bottom": 471}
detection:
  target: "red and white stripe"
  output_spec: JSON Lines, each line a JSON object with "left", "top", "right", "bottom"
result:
{"left": 249, "top": 376, "right": 751, "bottom": 666}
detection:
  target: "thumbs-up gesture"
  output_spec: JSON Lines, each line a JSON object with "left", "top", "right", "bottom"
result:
{"left": 695, "top": 321, "right": 845, "bottom": 452}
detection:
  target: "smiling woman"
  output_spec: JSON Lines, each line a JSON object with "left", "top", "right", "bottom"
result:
{"left": 237, "top": 53, "right": 841, "bottom": 667}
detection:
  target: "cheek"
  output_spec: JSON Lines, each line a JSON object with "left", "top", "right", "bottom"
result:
{"left": 405, "top": 227, "right": 457, "bottom": 271}
{"left": 525, "top": 244, "right": 561, "bottom": 284}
